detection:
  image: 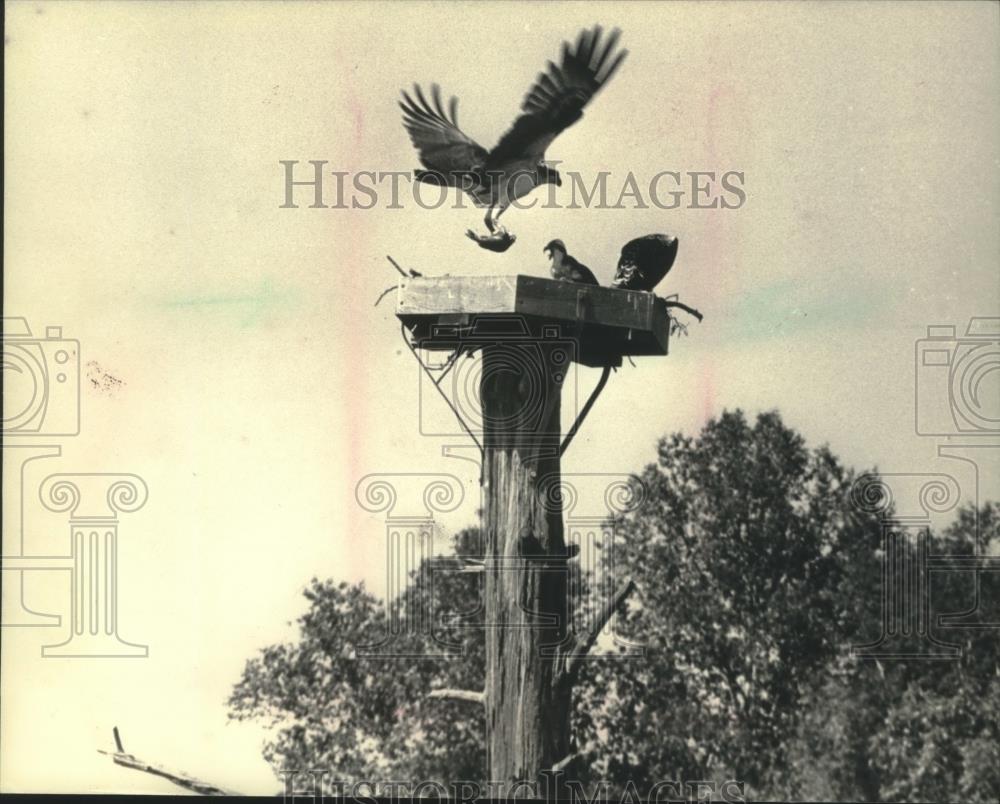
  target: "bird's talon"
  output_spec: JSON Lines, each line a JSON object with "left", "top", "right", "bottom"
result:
{"left": 398, "top": 28, "right": 628, "bottom": 261}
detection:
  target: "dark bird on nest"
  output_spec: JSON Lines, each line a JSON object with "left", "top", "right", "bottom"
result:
{"left": 544, "top": 239, "right": 599, "bottom": 285}
{"left": 399, "top": 25, "right": 628, "bottom": 251}
{"left": 610, "top": 234, "right": 679, "bottom": 292}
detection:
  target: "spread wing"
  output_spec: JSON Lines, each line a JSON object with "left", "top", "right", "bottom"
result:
{"left": 487, "top": 26, "right": 628, "bottom": 168}
{"left": 399, "top": 84, "right": 488, "bottom": 175}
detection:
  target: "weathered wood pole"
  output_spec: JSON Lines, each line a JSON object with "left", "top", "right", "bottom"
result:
{"left": 399, "top": 278, "right": 646, "bottom": 783}
{"left": 480, "top": 338, "right": 572, "bottom": 783}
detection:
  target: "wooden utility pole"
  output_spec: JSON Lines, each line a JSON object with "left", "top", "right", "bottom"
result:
{"left": 480, "top": 338, "right": 570, "bottom": 780}
{"left": 398, "top": 275, "right": 669, "bottom": 785}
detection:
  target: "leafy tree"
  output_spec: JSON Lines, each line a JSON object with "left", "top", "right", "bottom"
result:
{"left": 229, "top": 410, "right": 999, "bottom": 801}
{"left": 228, "top": 529, "right": 485, "bottom": 792}
{"left": 788, "top": 503, "right": 1000, "bottom": 802}
{"left": 584, "top": 410, "right": 884, "bottom": 794}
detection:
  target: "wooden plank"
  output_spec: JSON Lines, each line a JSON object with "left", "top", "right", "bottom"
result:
{"left": 514, "top": 275, "right": 657, "bottom": 330}
{"left": 397, "top": 275, "right": 518, "bottom": 316}
{"left": 397, "top": 275, "right": 662, "bottom": 332}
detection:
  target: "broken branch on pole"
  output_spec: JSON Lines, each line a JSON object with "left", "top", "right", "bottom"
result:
{"left": 561, "top": 577, "right": 638, "bottom": 685}
{"left": 427, "top": 688, "right": 486, "bottom": 705}
{"left": 550, "top": 752, "right": 578, "bottom": 773}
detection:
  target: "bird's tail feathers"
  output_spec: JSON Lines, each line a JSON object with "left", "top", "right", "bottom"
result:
{"left": 415, "top": 169, "right": 441, "bottom": 184}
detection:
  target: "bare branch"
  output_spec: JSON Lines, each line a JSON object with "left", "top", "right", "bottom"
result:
{"left": 562, "top": 578, "right": 637, "bottom": 683}
{"left": 386, "top": 254, "right": 421, "bottom": 278}
{"left": 663, "top": 300, "right": 704, "bottom": 322}
{"left": 98, "top": 728, "right": 240, "bottom": 796}
{"left": 386, "top": 254, "right": 407, "bottom": 278}
{"left": 551, "top": 752, "right": 578, "bottom": 773}
{"left": 427, "top": 688, "right": 485, "bottom": 705}
{"left": 373, "top": 284, "right": 399, "bottom": 307}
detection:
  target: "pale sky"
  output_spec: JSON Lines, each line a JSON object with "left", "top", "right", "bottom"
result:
{"left": 3, "top": 0, "right": 998, "bottom": 794}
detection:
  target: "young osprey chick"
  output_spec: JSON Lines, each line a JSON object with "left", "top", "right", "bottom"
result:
{"left": 544, "top": 239, "right": 599, "bottom": 285}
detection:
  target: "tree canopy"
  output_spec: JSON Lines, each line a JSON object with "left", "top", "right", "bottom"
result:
{"left": 229, "top": 410, "right": 999, "bottom": 801}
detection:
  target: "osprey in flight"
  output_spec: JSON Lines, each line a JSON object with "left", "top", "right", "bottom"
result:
{"left": 610, "top": 234, "right": 679, "bottom": 292}
{"left": 399, "top": 26, "right": 628, "bottom": 250}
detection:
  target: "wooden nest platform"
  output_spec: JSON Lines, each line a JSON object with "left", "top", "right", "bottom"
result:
{"left": 395, "top": 274, "right": 670, "bottom": 368}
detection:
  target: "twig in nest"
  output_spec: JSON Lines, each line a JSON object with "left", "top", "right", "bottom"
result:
{"left": 386, "top": 255, "right": 407, "bottom": 277}
{"left": 374, "top": 285, "right": 398, "bottom": 307}
{"left": 662, "top": 300, "right": 704, "bottom": 322}
{"left": 386, "top": 255, "right": 422, "bottom": 278}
